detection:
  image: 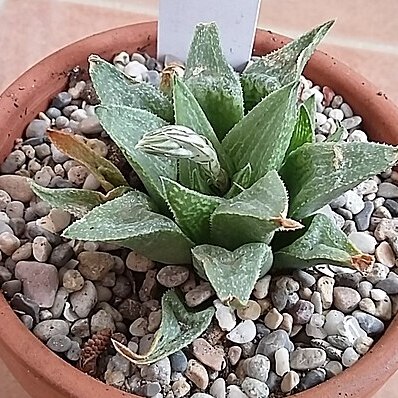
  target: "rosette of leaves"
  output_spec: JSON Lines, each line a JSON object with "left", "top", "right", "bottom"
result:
{"left": 32, "top": 20, "right": 398, "bottom": 365}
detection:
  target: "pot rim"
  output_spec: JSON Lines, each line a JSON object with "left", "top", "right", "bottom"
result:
{"left": 1, "top": 20, "right": 398, "bottom": 398}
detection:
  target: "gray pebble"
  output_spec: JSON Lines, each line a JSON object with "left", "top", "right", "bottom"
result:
{"left": 354, "top": 201, "right": 374, "bottom": 231}
{"left": 1, "top": 279, "right": 22, "bottom": 299}
{"left": 299, "top": 369, "right": 325, "bottom": 390}
{"left": 341, "top": 116, "right": 362, "bottom": 129}
{"left": 49, "top": 243, "right": 75, "bottom": 268}
{"left": 280, "top": 371, "right": 300, "bottom": 393}
{"left": 245, "top": 354, "right": 270, "bottom": 382}
{"left": 348, "top": 232, "right": 377, "bottom": 254}
{"left": 66, "top": 340, "right": 82, "bottom": 361}
{"left": 290, "top": 348, "right": 327, "bottom": 370}
{"left": 10, "top": 293, "right": 39, "bottom": 323}
{"left": 71, "top": 318, "right": 90, "bottom": 338}
{"left": 49, "top": 287, "right": 68, "bottom": 318}
{"left": 46, "top": 107, "right": 62, "bottom": 119}
{"left": 241, "top": 377, "right": 269, "bottom": 398}
{"left": 47, "top": 334, "right": 72, "bottom": 353}
{"left": 20, "top": 314, "right": 34, "bottom": 330}
{"left": 256, "top": 330, "right": 293, "bottom": 358}
{"left": 227, "top": 385, "right": 248, "bottom": 398}
{"left": 353, "top": 310, "right": 384, "bottom": 335}
{"left": 0, "top": 150, "right": 26, "bottom": 173}
{"left": 376, "top": 272, "right": 398, "bottom": 294}
{"left": 384, "top": 199, "right": 398, "bottom": 217}
{"left": 333, "top": 287, "right": 361, "bottom": 313}
{"left": 33, "top": 319, "right": 69, "bottom": 341}
{"left": 378, "top": 182, "right": 398, "bottom": 198}
{"left": 344, "top": 191, "right": 364, "bottom": 215}
{"left": 210, "top": 378, "right": 226, "bottom": 398}
{"left": 157, "top": 265, "right": 189, "bottom": 287}
{"left": 52, "top": 92, "right": 73, "bottom": 108}
{"left": 342, "top": 346, "right": 360, "bottom": 367}
{"left": 70, "top": 281, "right": 98, "bottom": 318}
{"left": 293, "top": 270, "right": 316, "bottom": 288}
{"left": 55, "top": 115, "right": 69, "bottom": 129}
{"left": 170, "top": 350, "right": 188, "bottom": 373}
{"left": 26, "top": 119, "right": 49, "bottom": 138}
{"left": 78, "top": 115, "right": 103, "bottom": 135}
{"left": 141, "top": 358, "right": 171, "bottom": 386}
{"left": 289, "top": 300, "right": 314, "bottom": 324}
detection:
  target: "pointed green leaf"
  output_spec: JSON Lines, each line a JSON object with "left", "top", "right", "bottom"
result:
{"left": 241, "top": 21, "right": 334, "bottom": 110}
{"left": 184, "top": 22, "right": 244, "bottom": 139}
{"left": 281, "top": 142, "right": 398, "bottom": 219}
{"left": 192, "top": 243, "right": 273, "bottom": 307}
{"left": 63, "top": 191, "right": 194, "bottom": 264}
{"left": 96, "top": 105, "right": 177, "bottom": 212}
{"left": 189, "top": 167, "right": 213, "bottom": 195}
{"left": 161, "top": 177, "right": 223, "bottom": 243}
{"left": 286, "top": 102, "right": 315, "bottom": 157}
{"left": 31, "top": 182, "right": 130, "bottom": 218}
{"left": 326, "top": 125, "right": 347, "bottom": 142}
{"left": 89, "top": 55, "right": 173, "bottom": 122}
{"left": 304, "top": 94, "right": 317, "bottom": 127}
{"left": 48, "top": 130, "right": 128, "bottom": 192}
{"left": 274, "top": 214, "right": 374, "bottom": 272}
{"left": 173, "top": 77, "right": 234, "bottom": 188}
{"left": 225, "top": 163, "right": 253, "bottom": 199}
{"left": 211, "top": 170, "right": 303, "bottom": 250}
{"left": 113, "top": 290, "right": 214, "bottom": 365}
{"left": 222, "top": 82, "right": 299, "bottom": 185}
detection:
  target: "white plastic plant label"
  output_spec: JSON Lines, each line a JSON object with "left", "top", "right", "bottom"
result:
{"left": 158, "top": 0, "right": 262, "bottom": 70}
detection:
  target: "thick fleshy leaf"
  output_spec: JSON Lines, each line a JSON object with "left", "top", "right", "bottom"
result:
{"left": 113, "top": 290, "right": 214, "bottom": 365}
{"left": 161, "top": 177, "right": 223, "bottom": 243}
{"left": 326, "top": 125, "right": 346, "bottom": 142}
{"left": 286, "top": 102, "right": 315, "bottom": 157}
{"left": 30, "top": 182, "right": 130, "bottom": 218}
{"left": 48, "top": 130, "right": 128, "bottom": 192}
{"left": 222, "top": 82, "right": 299, "bottom": 185}
{"left": 173, "top": 77, "right": 233, "bottom": 189}
{"left": 89, "top": 55, "right": 173, "bottom": 122}
{"left": 225, "top": 163, "right": 253, "bottom": 199}
{"left": 184, "top": 22, "right": 244, "bottom": 139}
{"left": 273, "top": 214, "right": 374, "bottom": 272}
{"left": 190, "top": 167, "right": 213, "bottom": 195}
{"left": 63, "top": 191, "right": 194, "bottom": 264}
{"left": 211, "top": 170, "right": 303, "bottom": 250}
{"left": 96, "top": 105, "right": 177, "bottom": 212}
{"left": 241, "top": 21, "right": 334, "bottom": 110}
{"left": 281, "top": 142, "right": 398, "bottom": 219}
{"left": 192, "top": 243, "right": 273, "bottom": 307}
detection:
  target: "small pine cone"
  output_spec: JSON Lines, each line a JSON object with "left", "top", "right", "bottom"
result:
{"left": 78, "top": 329, "right": 112, "bottom": 376}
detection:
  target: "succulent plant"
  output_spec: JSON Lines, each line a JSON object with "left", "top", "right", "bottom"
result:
{"left": 32, "top": 20, "right": 398, "bottom": 365}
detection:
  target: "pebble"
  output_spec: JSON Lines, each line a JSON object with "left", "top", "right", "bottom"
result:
{"left": 141, "top": 358, "right": 171, "bottom": 386}
{"left": 374, "top": 219, "right": 398, "bottom": 241}
{"left": 354, "top": 201, "right": 374, "bottom": 231}
{"left": 237, "top": 300, "right": 261, "bottom": 321}
{"left": 185, "top": 359, "right": 209, "bottom": 389}
{"left": 280, "top": 371, "right": 300, "bottom": 393}
{"left": 378, "top": 182, "right": 398, "bottom": 198}
{"left": 289, "top": 300, "right": 314, "bottom": 324}
{"left": 125, "top": 61, "right": 148, "bottom": 79}
{"left": 341, "top": 347, "right": 360, "bottom": 367}
{"left": 241, "top": 377, "right": 269, "bottom": 398}
{"left": 37, "top": 208, "right": 71, "bottom": 233}
{"left": 66, "top": 341, "right": 81, "bottom": 361}
{"left": 256, "top": 330, "right": 293, "bottom": 358}
{"left": 185, "top": 283, "right": 214, "bottom": 307}
{"left": 210, "top": 378, "right": 226, "bottom": 398}
{"left": 156, "top": 265, "right": 190, "bottom": 287}
{"left": 325, "top": 361, "right": 343, "bottom": 377}
{"left": 245, "top": 354, "right": 270, "bottom": 381}
{"left": 126, "top": 251, "right": 155, "bottom": 272}
{"left": 353, "top": 337, "right": 372, "bottom": 358}
{"left": 170, "top": 351, "right": 188, "bottom": 373}
{"left": 353, "top": 310, "right": 384, "bottom": 335}
{"left": 15, "top": 261, "right": 58, "bottom": 308}
{"left": 384, "top": 199, "right": 398, "bottom": 217}
{"left": 26, "top": 119, "right": 49, "bottom": 138}
{"left": 333, "top": 287, "right": 361, "bottom": 313}
{"left": 215, "top": 301, "right": 236, "bottom": 331}
{"left": 344, "top": 191, "right": 364, "bottom": 214}
{"left": 2, "top": 280, "right": 22, "bottom": 299}
{"left": 228, "top": 346, "right": 242, "bottom": 366}
{"left": 293, "top": 270, "right": 316, "bottom": 288}
{"left": 317, "top": 276, "right": 334, "bottom": 309}
{"left": 0, "top": 232, "right": 20, "bottom": 255}
{"left": 341, "top": 115, "right": 362, "bottom": 129}
{"left": 264, "top": 308, "right": 283, "bottom": 329}
{"left": 77, "top": 251, "right": 114, "bottom": 281}
{"left": 47, "top": 334, "right": 72, "bottom": 353}
{"left": 91, "top": 309, "right": 116, "bottom": 333}
{"left": 49, "top": 243, "right": 74, "bottom": 267}
{"left": 33, "top": 319, "right": 69, "bottom": 341}
{"left": 63, "top": 269, "right": 85, "bottom": 292}
{"left": 1, "top": 150, "right": 26, "bottom": 173}
{"left": 139, "top": 270, "right": 157, "bottom": 301}
{"left": 290, "top": 348, "right": 327, "bottom": 370}
{"left": 227, "top": 385, "right": 248, "bottom": 398}
{"left": 337, "top": 315, "right": 367, "bottom": 343}
{"left": 0, "top": 175, "right": 33, "bottom": 203}
{"left": 10, "top": 293, "right": 39, "bottom": 322}
{"left": 78, "top": 115, "right": 103, "bottom": 135}
{"left": 172, "top": 378, "right": 191, "bottom": 398}
{"left": 366, "top": 263, "right": 390, "bottom": 284}
{"left": 376, "top": 272, "right": 398, "bottom": 294}
{"left": 32, "top": 236, "right": 52, "bottom": 262}
{"left": 52, "top": 92, "right": 72, "bottom": 108}
{"left": 129, "top": 317, "right": 148, "bottom": 337}
{"left": 226, "top": 320, "right": 256, "bottom": 344}
{"left": 70, "top": 318, "right": 90, "bottom": 338}
{"left": 192, "top": 338, "right": 225, "bottom": 371}
{"left": 299, "top": 369, "right": 325, "bottom": 390}
{"left": 275, "top": 347, "right": 290, "bottom": 376}
{"left": 70, "top": 281, "right": 98, "bottom": 317}
{"left": 348, "top": 232, "right": 377, "bottom": 254}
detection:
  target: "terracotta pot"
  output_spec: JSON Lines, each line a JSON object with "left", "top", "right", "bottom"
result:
{"left": 1, "top": 20, "right": 398, "bottom": 398}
